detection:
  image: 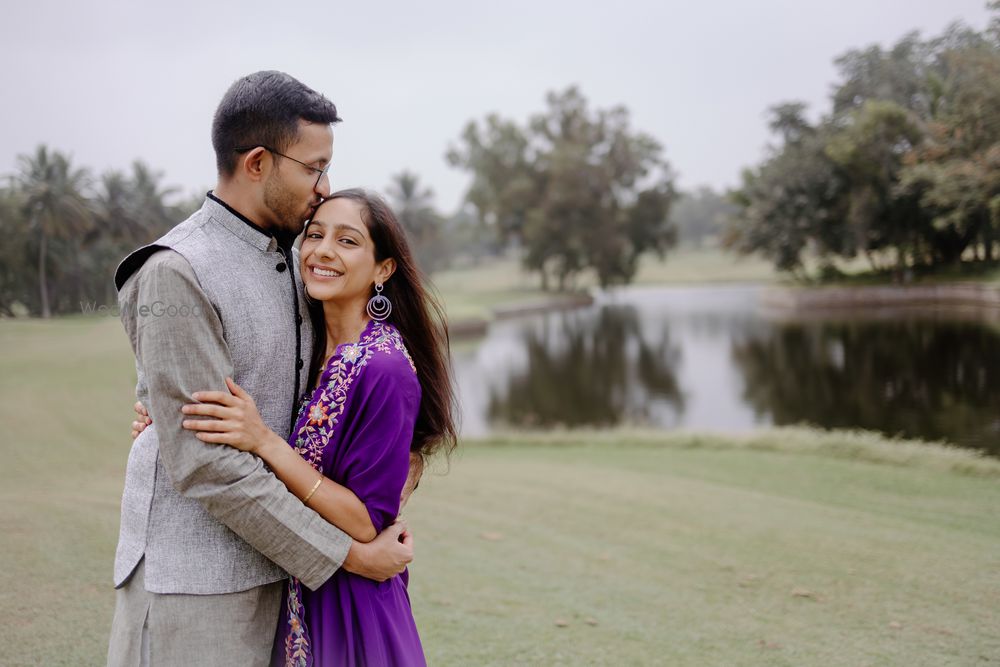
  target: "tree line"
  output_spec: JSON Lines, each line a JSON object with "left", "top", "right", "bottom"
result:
{"left": 7, "top": 7, "right": 998, "bottom": 317}
{"left": 0, "top": 146, "right": 473, "bottom": 317}
{"left": 728, "top": 7, "right": 1000, "bottom": 278}
{"left": 0, "top": 148, "right": 200, "bottom": 317}
{"left": 0, "top": 84, "right": 678, "bottom": 316}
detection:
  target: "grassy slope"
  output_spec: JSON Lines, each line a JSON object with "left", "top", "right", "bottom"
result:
{"left": 2, "top": 317, "right": 998, "bottom": 666}
{"left": 0, "top": 318, "right": 138, "bottom": 666}
{"left": 410, "top": 434, "right": 1000, "bottom": 667}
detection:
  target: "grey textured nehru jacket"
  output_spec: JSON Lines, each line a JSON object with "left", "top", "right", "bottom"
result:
{"left": 112, "top": 194, "right": 352, "bottom": 595}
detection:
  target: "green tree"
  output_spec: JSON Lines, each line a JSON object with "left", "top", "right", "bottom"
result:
{"left": 449, "top": 87, "right": 676, "bottom": 289}
{"left": 95, "top": 161, "right": 178, "bottom": 246}
{"left": 727, "top": 104, "right": 847, "bottom": 275}
{"left": 76, "top": 162, "right": 183, "bottom": 307}
{"left": 387, "top": 170, "right": 448, "bottom": 273}
{"left": 445, "top": 115, "right": 539, "bottom": 243}
{"left": 670, "top": 186, "right": 737, "bottom": 247}
{"left": 895, "top": 34, "right": 1000, "bottom": 263}
{"left": 0, "top": 184, "right": 33, "bottom": 316}
{"left": 825, "top": 99, "right": 929, "bottom": 268}
{"left": 17, "top": 146, "right": 92, "bottom": 317}
{"left": 832, "top": 32, "right": 938, "bottom": 119}
{"left": 731, "top": 11, "right": 1000, "bottom": 276}
{"left": 2, "top": 150, "right": 198, "bottom": 317}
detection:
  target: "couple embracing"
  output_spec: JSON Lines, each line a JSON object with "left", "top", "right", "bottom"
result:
{"left": 106, "top": 71, "right": 456, "bottom": 666}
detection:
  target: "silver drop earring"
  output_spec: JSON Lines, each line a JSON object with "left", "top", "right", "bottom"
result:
{"left": 366, "top": 282, "right": 392, "bottom": 321}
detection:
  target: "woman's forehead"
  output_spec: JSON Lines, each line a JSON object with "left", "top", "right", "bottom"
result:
{"left": 309, "top": 198, "right": 369, "bottom": 238}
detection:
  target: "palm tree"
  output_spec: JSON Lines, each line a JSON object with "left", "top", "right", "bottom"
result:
{"left": 388, "top": 170, "right": 439, "bottom": 242}
{"left": 129, "top": 161, "right": 179, "bottom": 234}
{"left": 94, "top": 170, "right": 139, "bottom": 243}
{"left": 0, "top": 185, "right": 31, "bottom": 316}
{"left": 388, "top": 170, "right": 447, "bottom": 272}
{"left": 18, "top": 146, "right": 92, "bottom": 317}
{"left": 95, "top": 161, "right": 179, "bottom": 245}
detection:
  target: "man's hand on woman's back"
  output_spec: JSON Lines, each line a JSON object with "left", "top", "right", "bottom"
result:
{"left": 343, "top": 519, "right": 414, "bottom": 582}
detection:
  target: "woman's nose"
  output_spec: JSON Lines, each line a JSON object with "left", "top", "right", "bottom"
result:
{"left": 316, "top": 238, "right": 338, "bottom": 261}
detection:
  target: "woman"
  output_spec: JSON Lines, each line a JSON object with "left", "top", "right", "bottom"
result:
{"left": 133, "top": 189, "right": 456, "bottom": 666}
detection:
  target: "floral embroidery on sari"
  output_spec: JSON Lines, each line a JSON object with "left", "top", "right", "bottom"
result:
{"left": 307, "top": 403, "right": 330, "bottom": 427}
{"left": 283, "top": 578, "right": 313, "bottom": 667}
{"left": 282, "top": 320, "right": 416, "bottom": 666}
{"left": 291, "top": 321, "right": 415, "bottom": 469}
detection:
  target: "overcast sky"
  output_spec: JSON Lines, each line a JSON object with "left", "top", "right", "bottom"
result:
{"left": 0, "top": 0, "right": 991, "bottom": 213}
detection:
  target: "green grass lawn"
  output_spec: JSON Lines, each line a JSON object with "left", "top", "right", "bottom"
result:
{"left": 2, "top": 319, "right": 999, "bottom": 666}
{"left": 630, "top": 246, "right": 782, "bottom": 285}
{"left": 412, "top": 435, "right": 1000, "bottom": 667}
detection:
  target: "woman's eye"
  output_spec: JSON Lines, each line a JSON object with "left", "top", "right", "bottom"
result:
{"left": 306, "top": 233, "right": 322, "bottom": 239}
{"left": 339, "top": 238, "right": 358, "bottom": 246}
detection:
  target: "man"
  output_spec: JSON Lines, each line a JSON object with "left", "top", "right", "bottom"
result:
{"left": 107, "top": 71, "right": 412, "bottom": 666}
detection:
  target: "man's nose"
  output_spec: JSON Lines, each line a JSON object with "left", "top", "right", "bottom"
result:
{"left": 315, "top": 172, "right": 332, "bottom": 198}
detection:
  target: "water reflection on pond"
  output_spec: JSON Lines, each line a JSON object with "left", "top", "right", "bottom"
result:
{"left": 452, "top": 285, "right": 1000, "bottom": 456}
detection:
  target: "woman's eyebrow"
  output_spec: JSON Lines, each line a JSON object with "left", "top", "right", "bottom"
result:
{"left": 332, "top": 223, "right": 365, "bottom": 236}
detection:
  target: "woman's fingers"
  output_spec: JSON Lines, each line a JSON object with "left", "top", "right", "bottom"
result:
{"left": 190, "top": 390, "right": 236, "bottom": 405}
{"left": 225, "top": 377, "right": 250, "bottom": 400}
{"left": 193, "top": 431, "right": 236, "bottom": 444}
{"left": 131, "top": 418, "right": 148, "bottom": 440}
{"left": 182, "top": 418, "right": 231, "bottom": 432}
{"left": 182, "top": 402, "right": 231, "bottom": 418}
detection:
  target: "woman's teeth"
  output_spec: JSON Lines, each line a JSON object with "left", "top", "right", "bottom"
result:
{"left": 313, "top": 267, "right": 341, "bottom": 278}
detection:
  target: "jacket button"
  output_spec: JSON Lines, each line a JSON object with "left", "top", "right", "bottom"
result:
{"left": 276, "top": 262, "right": 287, "bottom": 272}
{"left": 296, "top": 314, "right": 303, "bottom": 325}
{"left": 297, "top": 358, "right": 304, "bottom": 369}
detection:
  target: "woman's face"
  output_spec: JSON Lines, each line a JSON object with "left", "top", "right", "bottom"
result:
{"left": 300, "top": 197, "right": 394, "bottom": 309}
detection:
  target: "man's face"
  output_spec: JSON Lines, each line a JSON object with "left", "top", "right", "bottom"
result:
{"left": 262, "top": 120, "right": 333, "bottom": 236}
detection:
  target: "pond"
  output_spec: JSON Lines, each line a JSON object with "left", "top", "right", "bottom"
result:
{"left": 452, "top": 285, "right": 1000, "bottom": 456}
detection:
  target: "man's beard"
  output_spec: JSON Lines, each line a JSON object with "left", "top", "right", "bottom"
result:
{"left": 263, "top": 171, "right": 308, "bottom": 237}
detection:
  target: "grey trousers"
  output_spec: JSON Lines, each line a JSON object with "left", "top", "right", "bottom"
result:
{"left": 107, "top": 558, "right": 284, "bottom": 667}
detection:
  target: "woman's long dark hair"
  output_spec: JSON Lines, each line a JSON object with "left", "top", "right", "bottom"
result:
{"left": 305, "top": 188, "right": 458, "bottom": 461}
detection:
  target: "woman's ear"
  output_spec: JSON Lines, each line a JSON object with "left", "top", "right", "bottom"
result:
{"left": 377, "top": 258, "right": 397, "bottom": 284}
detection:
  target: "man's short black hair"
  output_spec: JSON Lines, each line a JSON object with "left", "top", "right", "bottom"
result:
{"left": 211, "top": 71, "right": 341, "bottom": 177}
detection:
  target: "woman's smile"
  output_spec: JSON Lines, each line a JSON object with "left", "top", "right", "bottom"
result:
{"left": 309, "top": 265, "right": 343, "bottom": 279}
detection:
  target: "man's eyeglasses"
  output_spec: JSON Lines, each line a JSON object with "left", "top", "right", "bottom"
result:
{"left": 233, "top": 145, "right": 330, "bottom": 189}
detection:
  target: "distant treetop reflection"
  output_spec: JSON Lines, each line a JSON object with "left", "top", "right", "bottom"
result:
{"left": 731, "top": 319, "right": 1000, "bottom": 455}
{"left": 486, "top": 305, "right": 684, "bottom": 429}
{"left": 454, "top": 286, "right": 1000, "bottom": 457}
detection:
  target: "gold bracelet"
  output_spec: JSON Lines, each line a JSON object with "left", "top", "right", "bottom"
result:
{"left": 303, "top": 477, "right": 323, "bottom": 504}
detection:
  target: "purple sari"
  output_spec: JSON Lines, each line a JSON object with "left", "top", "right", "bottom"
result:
{"left": 277, "top": 319, "right": 425, "bottom": 667}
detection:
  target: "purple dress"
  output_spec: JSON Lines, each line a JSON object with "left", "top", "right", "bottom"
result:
{"left": 277, "top": 319, "right": 425, "bottom": 667}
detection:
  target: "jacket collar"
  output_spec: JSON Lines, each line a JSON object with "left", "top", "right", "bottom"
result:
{"left": 205, "top": 192, "right": 297, "bottom": 252}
